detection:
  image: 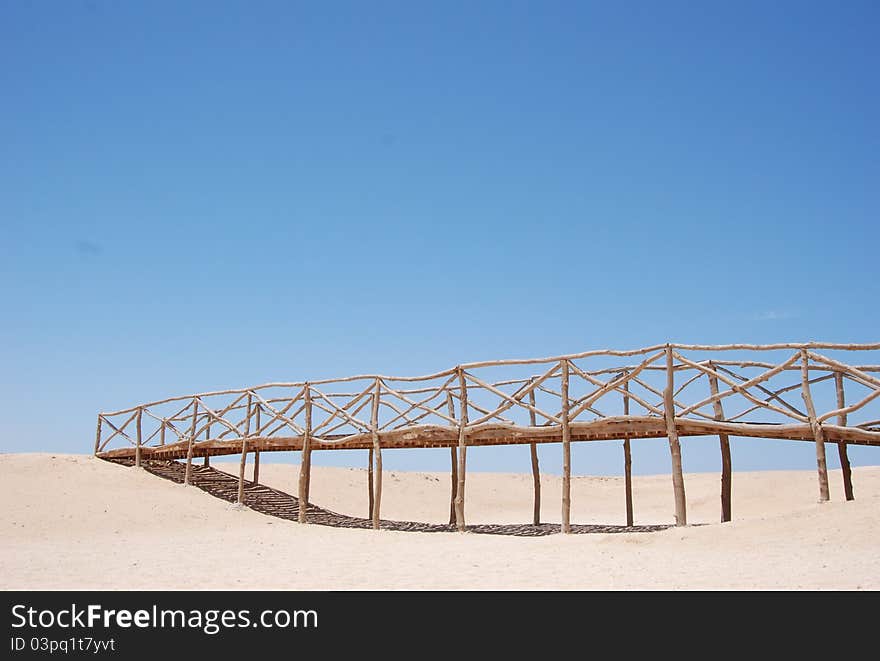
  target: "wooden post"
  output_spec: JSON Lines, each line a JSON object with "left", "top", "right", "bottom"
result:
{"left": 184, "top": 400, "right": 197, "bottom": 486}
{"left": 446, "top": 390, "right": 458, "bottom": 525}
{"left": 708, "top": 364, "right": 732, "bottom": 522}
{"left": 203, "top": 423, "right": 211, "bottom": 467}
{"left": 237, "top": 393, "right": 252, "bottom": 505}
{"left": 528, "top": 384, "right": 541, "bottom": 526}
{"left": 623, "top": 376, "right": 633, "bottom": 527}
{"left": 371, "top": 378, "right": 382, "bottom": 530}
{"left": 449, "top": 447, "right": 458, "bottom": 525}
{"left": 665, "top": 346, "right": 687, "bottom": 526}
{"left": 94, "top": 415, "right": 103, "bottom": 455}
{"left": 561, "top": 360, "right": 572, "bottom": 534}
{"left": 159, "top": 420, "right": 165, "bottom": 447}
{"left": 454, "top": 367, "right": 469, "bottom": 532}
{"left": 135, "top": 408, "right": 142, "bottom": 468}
{"left": 801, "top": 350, "right": 830, "bottom": 502}
{"left": 368, "top": 448, "right": 374, "bottom": 520}
{"left": 298, "top": 385, "right": 312, "bottom": 523}
{"left": 253, "top": 405, "right": 260, "bottom": 485}
{"left": 834, "top": 371, "right": 854, "bottom": 501}
{"left": 446, "top": 392, "right": 457, "bottom": 526}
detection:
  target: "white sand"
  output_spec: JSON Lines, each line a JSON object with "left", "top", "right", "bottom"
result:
{"left": 2, "top": 453, "right": 878, "bottom": 589}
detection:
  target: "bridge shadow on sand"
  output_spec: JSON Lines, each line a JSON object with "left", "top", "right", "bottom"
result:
{"left": 108, "top": 458, "right": 670, "bottom": 537}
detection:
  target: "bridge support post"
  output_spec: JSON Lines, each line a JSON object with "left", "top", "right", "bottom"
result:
{"left": 561, "top": 360, "right": 572, "bottom": 534}
{"left": 298, "top": 385, "right": 312, "bottom": 523}
{"left": 237, "top": 440, "right": 248, "bottom": 504}
{"left": 184, "top": 399, "right": 197, "bottom": 486}
{"left": 253, "top": 405, "right": 260, "bottom": 485}
{"left": 801, "top": 350, "right": 830, "bottom": 502}
{"left": 371, "top": 378, "right": 382, "bottom": 530}
{"left": 446, "top": 391, "right": 458, "bottom": 526}
{"left": 708, "top": 365, "right": 732, "bottom": 522}
{"left": 368, "top": 448, "right": 374, "bottom": 520}
{"left": 454, "top": 368, "right": 468, "bottom": 532}
{"left": 528, "top": 385, "right": 541, "bottom": 526}
{"left": 204, "top": 423, "right": 211, "bottom": 467}
{"left": 623, "top": 377, "right": 633, "bottom": 527}
{"left": 449, "top": 446, "right": 458, "bottom": 525}
{"left": 834, "top": 371, "right": 854, "bottom": 501}
{"left": 665, "top": 346, "right": 687, "bottom": 526}
{"left": 135, "top": 408, "right": 142, "bottom": 469}
{"left": 94, "top": 415, "right": 103, "bottom": 456}
{"left": 237, "top": 393, "right": 252, "bottom": 505}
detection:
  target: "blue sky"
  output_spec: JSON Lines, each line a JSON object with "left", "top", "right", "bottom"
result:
{"left": 1, "top": 1, "right": 878, "bottom": 477}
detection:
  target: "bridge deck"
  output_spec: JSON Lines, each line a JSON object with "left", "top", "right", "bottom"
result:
{"left": 97, "top": 415, "right": 880, "bottom": 461}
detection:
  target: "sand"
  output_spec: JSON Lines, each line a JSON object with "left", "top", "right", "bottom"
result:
{"left": 2, "top": 453, "right": 878, "bottom": 589}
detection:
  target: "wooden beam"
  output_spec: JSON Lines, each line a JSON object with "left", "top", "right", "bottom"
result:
{"left": 298, "top": 385, "right": 312, "bottom": 523}
{"left": 447, "top": 392, "right": 457, "bottom": 526}
{"left": 204, "top": 423, "right": 211, "bottom": 467}
{"left": 528, "top": 384, "right": 541, "bottom": 526}
{"left": 94, "top": 416, "right": 103, "bottom": 455}
{"left": 454, "top": 368, "right": 468, "bottom": 532}
{"left": 368, "top": 447, "right": 374, "bottom": 520}
{"left": 623, "top": 376, "right": 633, "bottom": 527}
{"left": 237, "top": 393, "right": 252, "bottom": 505}
{"left": 371, "top": 379, "right": 382, "bottom": 530}
{"left": 561, "top": 359, "right": 571, "bottom": 534}
{"left": 708, "top": 364, "right": 732, "bottom": 522}
{"left": 184, "top": 400, "right": 197, "bottom": 486}
{"left": 834, "top": 372, "right": 854, "bottom": 501}
{"left": 252, "top": 405, "right": 260, "bottom": 485}
{"left": 665, "top": 346, "right": 687, "bottom": 526}
{"left": 135, "top": 408, "right": 142, "bottom": 469}
{"left": 801, "top": 350, "right": 830, "bottom": 502}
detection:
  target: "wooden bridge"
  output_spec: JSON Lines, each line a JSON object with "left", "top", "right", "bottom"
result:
{"left": 95, "top": 342, "right": 880, "bottom": 532}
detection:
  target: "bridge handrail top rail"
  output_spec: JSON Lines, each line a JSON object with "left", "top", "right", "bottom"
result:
{"left": 99, "top": 341, "right": 880, "bottom": 417}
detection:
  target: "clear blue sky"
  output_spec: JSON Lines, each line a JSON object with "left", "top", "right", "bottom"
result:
{"left": 2, "top": 1, "right": 878, "bottom": 477}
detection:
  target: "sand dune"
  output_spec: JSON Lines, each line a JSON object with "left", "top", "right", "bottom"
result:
{"left": 2, "top": 453, "right": 878, "bottom": 589}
